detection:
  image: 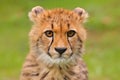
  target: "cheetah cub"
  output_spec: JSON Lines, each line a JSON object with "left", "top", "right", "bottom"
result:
{"left": 20, "top": 6, "right": 88, "bottom": 80}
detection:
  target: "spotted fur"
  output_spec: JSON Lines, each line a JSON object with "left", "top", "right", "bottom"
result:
{"left": 20, "top": 6, "right": 88, "bottom": 80}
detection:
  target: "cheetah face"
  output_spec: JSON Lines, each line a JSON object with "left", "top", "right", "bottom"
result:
{"left": 29, "top": 6, "right": 88, "bottom": 66}
{"left": 42, "top": 23, "right": 78, "bottom": 59}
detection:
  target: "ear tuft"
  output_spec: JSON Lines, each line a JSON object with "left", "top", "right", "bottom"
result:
{"left": 74, "top": 7, "right": 88, "bottom": 23}
{"left": 28, "top": 6, "right": 44, "bottom": 22}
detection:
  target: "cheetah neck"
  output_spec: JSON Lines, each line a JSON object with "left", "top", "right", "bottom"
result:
{"left": 38, "top": 58, "right": 81, "bottom": 80}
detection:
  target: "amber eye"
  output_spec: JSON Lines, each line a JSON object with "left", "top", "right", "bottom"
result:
{"left": 67, "top": 30, "right": 76, "bottom": 37}
{"left": 45, "top": 30, "right": 53, "bottom": 37}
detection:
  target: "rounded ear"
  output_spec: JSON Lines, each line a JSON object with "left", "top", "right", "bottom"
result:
{"left": 28, "top": 6, "right": 44, "bottom": 23}
{"left": 73, "top": 7, "right": 88, "bottom": 23}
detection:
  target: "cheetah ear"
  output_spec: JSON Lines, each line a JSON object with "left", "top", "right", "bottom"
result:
{"left": 73, "top": 7, "right": 88, "bottom": 23}
{"left": 28, "top": 6, "right": 44, "bottom": 23}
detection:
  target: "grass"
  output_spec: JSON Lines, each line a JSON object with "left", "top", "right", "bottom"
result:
{"left": 85, "top": 29, "right": 120, "bottom": 80}
{"left": 0, "top": 0, "right": 120, "bottom": 80}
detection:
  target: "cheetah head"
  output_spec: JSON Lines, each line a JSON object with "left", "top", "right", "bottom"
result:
{"left": 28, "top": 6, "right": 88, "bottom": 67}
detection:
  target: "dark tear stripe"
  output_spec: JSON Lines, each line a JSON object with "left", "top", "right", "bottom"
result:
{"left": 66, "top": 23, "right": 73, "bottom": 57}
{"left": 67, "top": 37, "right": 73, "bottom": 56}
{"left": 47, "top": 36, "right": 54, "bottom": 57}
{"left": 67, "top": 37, "right": 72, "bottom": 50}
{"left": 47, "top": 23, "right": 55, "bottom": 56}
{"left": 40, "top": 71, "right": 49, "bottom": 80}
{"left": 67, "top": 23, "right": 72, "bottom": 50}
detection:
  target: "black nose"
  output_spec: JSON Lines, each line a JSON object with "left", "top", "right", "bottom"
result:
{"left": 55, "top": 47, "right": 67, "bottom": 54}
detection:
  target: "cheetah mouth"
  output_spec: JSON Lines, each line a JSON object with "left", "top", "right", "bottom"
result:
{"left": 47, "top": 52, "right": 73, "bottom": 59}
{"left": 59, "top": 53, "right": 73, "bottom": 59}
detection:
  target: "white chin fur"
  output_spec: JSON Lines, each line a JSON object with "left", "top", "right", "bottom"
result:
{"left": 37, "top": 52, "right": 79, "bottom": 68}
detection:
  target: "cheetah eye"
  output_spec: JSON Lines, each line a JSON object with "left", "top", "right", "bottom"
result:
{"left": 45, "top": 30, "right": 53, "bottom": 37}
{"left": 67, "top": 30, "right": 76, "bottom": 37}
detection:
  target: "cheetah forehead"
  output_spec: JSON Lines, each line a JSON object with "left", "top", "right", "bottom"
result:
{"left": 36, "top": 8, "right": 82, "bottom": 24}
{"left": 29, "top": 6, "right": 88, "bottom": 25}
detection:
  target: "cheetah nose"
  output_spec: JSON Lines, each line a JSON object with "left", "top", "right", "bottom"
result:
{"left": 55, "top": 47, "right": 67, "bottom": 55}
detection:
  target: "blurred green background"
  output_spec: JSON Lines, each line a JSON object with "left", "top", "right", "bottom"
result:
{"left": 0, "top": 0, "right": 120, "bottom": 80}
